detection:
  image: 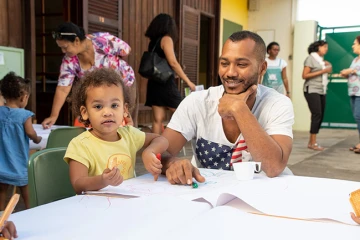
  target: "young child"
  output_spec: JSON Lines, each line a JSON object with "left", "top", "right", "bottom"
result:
{"left": 64, "top": 68, "right": 168, "bottom": 194}
{"left": 0, "top": 72, "right": 42, "bottom": 210}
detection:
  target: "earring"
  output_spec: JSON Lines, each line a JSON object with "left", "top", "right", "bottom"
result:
{"left": 124, "top": 112, "right": 128, "bottom": 118}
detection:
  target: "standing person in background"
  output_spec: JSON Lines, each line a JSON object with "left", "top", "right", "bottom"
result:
{"left": 340, "top": 36, "right": 360, "bottom": 153}
{"left": 302, "top": 40, "right": 332, "bottom": 151}
{"left": 144, "top": 13, "right": 196, "bottom": 135}
{"left": 41, "top": 22, "right": 136, "bottom": 129}
{"left": 0, "top": 72, "right": 42, "bottom": 210}
{"left": 261, "top": 42, "right": 290, "bottom": 97}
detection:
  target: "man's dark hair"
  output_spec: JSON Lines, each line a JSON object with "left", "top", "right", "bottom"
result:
{"left": 71, "top": 68, "right": 129, "bottom": 127}
{"left": 228, "top": 31, "right": 266, "bottom": 62}
{"left": 145, "top": 13, "right": 178, "bottom": 42}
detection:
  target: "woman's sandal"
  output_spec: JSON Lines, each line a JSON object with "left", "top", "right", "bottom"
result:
{"left": 308, "top": 143, "right": 324, "bottom": 151}
{"left": 350, "top": 145, "right": 360, "bottom": 151}
{"left": 354, "top": 148, "right": 360, "bottom": 154}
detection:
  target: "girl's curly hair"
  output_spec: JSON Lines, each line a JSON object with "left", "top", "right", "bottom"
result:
{"left": 71, "top": 68, "right": 130, "bottom": 127}
{"left": 0, "top": 72, "right": 31, "bottom": 100}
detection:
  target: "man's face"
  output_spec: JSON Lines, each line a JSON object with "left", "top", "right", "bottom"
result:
{"left": 218, "top": 39, "right": 266, "bottom": 95}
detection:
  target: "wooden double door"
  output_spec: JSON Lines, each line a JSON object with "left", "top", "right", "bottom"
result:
{"left": 30, "top": 0, "right": 219, "bottom": 126}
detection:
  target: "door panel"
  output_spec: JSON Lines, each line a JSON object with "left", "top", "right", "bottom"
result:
{"left": 83, "top": 0, "right": 122, "bottom": 37}
{"left": 181, "top": 5, "right": 200, "bottom": 95}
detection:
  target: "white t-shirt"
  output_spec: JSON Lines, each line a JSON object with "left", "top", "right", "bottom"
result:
{"left": 167, "top": 85, "right": 294, "bottom": 170}
{"left": 266, "top": 57, "right": 287, "bottom": 70}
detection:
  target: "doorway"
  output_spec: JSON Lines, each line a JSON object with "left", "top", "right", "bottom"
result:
{"left": 199, "top": 14, "right": 211, "bottom": 89}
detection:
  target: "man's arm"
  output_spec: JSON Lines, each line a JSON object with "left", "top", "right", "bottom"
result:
{"left": 218, "top": 86, "right": 293, "bottom": 177}
{"left": 161, "top": 128, "right": 205, "bottom": 184}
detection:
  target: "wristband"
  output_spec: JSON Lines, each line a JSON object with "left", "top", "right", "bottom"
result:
{"left": 286, "top": 91, "right": 290, "bottom": 94}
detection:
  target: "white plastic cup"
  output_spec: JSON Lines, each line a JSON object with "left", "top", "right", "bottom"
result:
{"left": 233, "top": 162, "right": 262, "bottom": 181}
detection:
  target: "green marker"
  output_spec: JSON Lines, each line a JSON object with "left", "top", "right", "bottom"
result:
{"left": 192, "top": 182, "right": 198, "bottom": 189}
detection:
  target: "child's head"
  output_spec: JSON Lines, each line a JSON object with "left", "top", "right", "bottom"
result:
{"left": 72, "top": 68, "right": 130, "bottom": 130}
{"left": 0, "top": 72, "right": 31, "bottom": 108}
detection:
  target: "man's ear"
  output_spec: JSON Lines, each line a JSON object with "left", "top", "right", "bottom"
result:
{"left": 260, "top": 60, "right": 267, "bottom": 76}
{"left": 80, "top": 106, "right": 89, "bottom": 121}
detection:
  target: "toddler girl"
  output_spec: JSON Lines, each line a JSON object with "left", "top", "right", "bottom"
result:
{"left": 64, "top": 68, "right": 168, "bottom": 193}
{"left": 0, "top": 72, "right": 42, "bottom": 210}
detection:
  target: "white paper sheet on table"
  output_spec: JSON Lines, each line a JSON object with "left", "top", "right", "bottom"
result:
{"left": 170, "top": 206, "right": 360, "bottom": 240}
{"left": 30, "top": 124, "right": 68, "bottom": 149}
{"left": 86, "top": 169, "right": 360, "bottom": 225}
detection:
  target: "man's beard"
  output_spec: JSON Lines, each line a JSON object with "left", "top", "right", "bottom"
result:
{"left": 222, "top": 72, "right": 259, "bottom": 94}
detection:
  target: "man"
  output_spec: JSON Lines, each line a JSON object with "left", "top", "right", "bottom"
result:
{"left": 151, "top": 31, "right": 294, "bottom": 185}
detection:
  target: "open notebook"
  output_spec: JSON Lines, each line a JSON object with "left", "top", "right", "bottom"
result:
{"left": 85, "top": 169, "right": 360, "bottom": 225}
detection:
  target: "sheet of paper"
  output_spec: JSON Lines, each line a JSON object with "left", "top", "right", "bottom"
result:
{"left": 30, "top": 124, "right": 69, "bottom": 150}
{"left": 10, "top": 195, "right": 211, "bottom": 240}
{"left": 86, "top": 169, "right": 258, "bottom": 206}
{"left": 223, "top": 176, "right": 360, "bottom": 225}
{"left": 170, "top": 206, "right": 359, "bottom": 240}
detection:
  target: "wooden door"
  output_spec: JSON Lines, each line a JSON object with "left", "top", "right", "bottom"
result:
{"left": 181, "top": 5, "right": 200, "bottom": 95}
{"left": 82, "top": 0, "right": 122, "bottom": 37}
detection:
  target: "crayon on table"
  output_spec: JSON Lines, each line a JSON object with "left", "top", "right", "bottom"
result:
{"left": 154, "top": 153, "right": 161, "bottom": 181}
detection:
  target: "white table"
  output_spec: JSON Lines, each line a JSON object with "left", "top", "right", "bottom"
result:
{"left": 8, "top": 194, "right": 360, "bottom": 240}
{"left": 29, "top": 124, "right": 68, "bottom": 150}
{"left": 7, "top": 170, "right": 360, "bottom": 239}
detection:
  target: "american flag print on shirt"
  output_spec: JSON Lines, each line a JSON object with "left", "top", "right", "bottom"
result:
{"left": 195, "top": 137, "right": 248, "bottom": 170}
{"left": 231, "top": 139, "right": 247, "bottom": 164}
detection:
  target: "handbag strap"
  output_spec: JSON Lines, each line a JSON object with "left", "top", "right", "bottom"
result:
{"left": 151, "top": 38, "right": 162, "bottom": 52}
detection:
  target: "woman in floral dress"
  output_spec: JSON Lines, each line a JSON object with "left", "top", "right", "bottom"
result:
{"left": 41, "top": 22, "right": 136, "bottom": 128}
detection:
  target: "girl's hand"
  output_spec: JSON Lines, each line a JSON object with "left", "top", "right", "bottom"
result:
{"left": 33, "top": 136, "right": 42, "bottom": 144}
{"left": 142, "top": 150, "right": 162, "bottom": 180}
{"left": 102, "top": 168, "right": 123, "bottom": 186}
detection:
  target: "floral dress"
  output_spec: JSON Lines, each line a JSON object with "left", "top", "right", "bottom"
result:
{"left": 58, "top": 32, "right": 135, "bottom": 87}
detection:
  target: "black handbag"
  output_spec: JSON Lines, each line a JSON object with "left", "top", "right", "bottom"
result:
{"left": 138, "top": 38, "right": 174, "bottom": 84}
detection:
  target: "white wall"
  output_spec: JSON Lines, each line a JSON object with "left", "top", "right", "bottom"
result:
{"left": 248, "top": 0, "right": 296, "bottom": 95}
{"left": 292, "top": 20, "right": 317, "bottom": 131}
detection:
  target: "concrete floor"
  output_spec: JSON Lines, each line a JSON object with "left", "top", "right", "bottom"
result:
{"left": 8, "top": 128, "right": 360, "bottom": 212}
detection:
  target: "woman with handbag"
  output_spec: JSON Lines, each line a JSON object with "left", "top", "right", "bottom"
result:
{"left": 144, "top": 13, "right": 196, "bottom": 134}
{"left": 41, "top": 22, "right": 136, "bottom": 128}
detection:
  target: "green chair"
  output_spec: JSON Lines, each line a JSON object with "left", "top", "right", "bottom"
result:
{"left": 46, "top": 127, "right": 86, "bottom": 148}
{"left": 28, "top": 147, "right": 76, "bottom": 208}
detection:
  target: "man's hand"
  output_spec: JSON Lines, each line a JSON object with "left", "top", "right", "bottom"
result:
{"left": 218, "top": 85, "right": 257, "bottom": 120}
{"left": 165, "top": 159, "right": 205, "bottom": 185}
{"left": 142, "top": 150, "right": 162, "bottom": 181}
{"left": 102, "top": 168, "right": 124, "bottom": 186}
